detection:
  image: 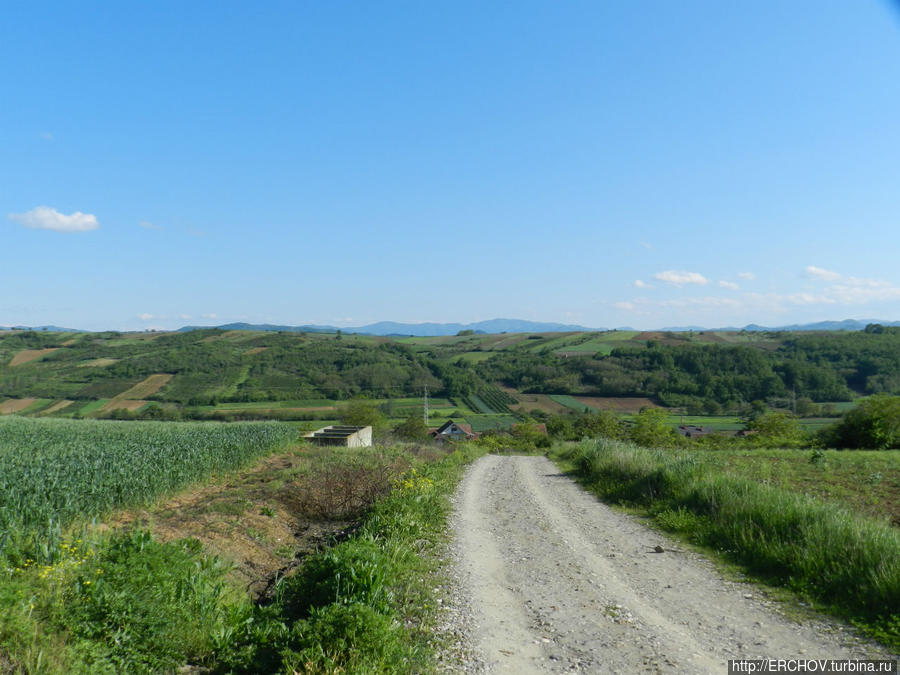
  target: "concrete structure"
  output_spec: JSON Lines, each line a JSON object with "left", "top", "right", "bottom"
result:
{"left": 304, "top": 425, "right": 373, "bottom": 447}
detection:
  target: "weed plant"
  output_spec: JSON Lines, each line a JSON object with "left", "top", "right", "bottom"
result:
{"left": 1, "top": 531, "right": 247, "bottom": 673}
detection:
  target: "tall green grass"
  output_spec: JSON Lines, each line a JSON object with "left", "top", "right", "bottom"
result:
{"left": 558, "top": 438, "right": 900, "bottom": 648}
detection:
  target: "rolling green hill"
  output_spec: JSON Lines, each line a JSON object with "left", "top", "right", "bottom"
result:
{"left": 3, "top": 326, "right": 900, "bottom": 423}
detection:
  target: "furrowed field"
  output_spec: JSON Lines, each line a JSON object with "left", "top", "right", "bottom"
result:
{"left": 0, "top": 416, "right": 295, "bottom": 563}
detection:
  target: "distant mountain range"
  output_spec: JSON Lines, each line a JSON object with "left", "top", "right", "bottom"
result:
{"left": 178, "top": 318, "right": 900, "bottom": 335}
{"left": 0, "top": 325, "right": 81, "bottom": 332}
{"left": 4, "top": 318, "right": 900, "bottom": 336}
{"left": 658, "top": 319, "right": 900, "bottom": 333}
{"left": 177, "top": 318, "right": 599, "bottom": 336}
{"left": 735, "top": 319, "right": 900, "bottom": 332}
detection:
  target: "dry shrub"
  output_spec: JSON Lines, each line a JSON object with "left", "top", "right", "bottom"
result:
{"left": 291, "top": 456, "right": 409, "bottom": 520}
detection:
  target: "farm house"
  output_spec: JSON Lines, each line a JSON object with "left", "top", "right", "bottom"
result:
{"left": 430, "top": 420, "right": 477, "bottom": 441}
{"left": 304, "top": 425, "right": 373, "bottom": 447}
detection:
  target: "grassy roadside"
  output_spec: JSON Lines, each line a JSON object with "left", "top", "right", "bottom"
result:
{"left": 219, "top": 442, "right": 485, "bottom": 673}
{"left": 0, "top": 442, "right": 484, "bottom": 673}
{"left": 550, "top": 438, "right": 900, "bottom": 651}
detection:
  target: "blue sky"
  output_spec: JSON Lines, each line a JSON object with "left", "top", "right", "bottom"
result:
{"left": 3, "top": 1, "right": 900, "bottom": 331}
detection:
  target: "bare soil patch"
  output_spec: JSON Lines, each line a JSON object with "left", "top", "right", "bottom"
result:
{"left": 117, "top": 373, "right": 172, "bottom": 399}
{"left": 79, "top": 358, "right": 119, "bottom": 367}
{"left": 103, "top": 448, "right": 349, "bottom": 597}
{"left": 102, "top": 399, "right": 149, "bottom": 412}
{"left": 244, "top": 347, "right": 269, "bottom": 355}
{"left": 8, "top": 348, "right": 58, "bottom": 367}
{"left": 0, "top": 398, "right": 37, "bottom": 414}
{"left": 39, "top": 400, "right": 75, "bottom": 415}
{"left": 509, "top": 393, "right": 570, "bottom": 415}
{"left": 101, "top": 445, "right": 417, "bottom": 599}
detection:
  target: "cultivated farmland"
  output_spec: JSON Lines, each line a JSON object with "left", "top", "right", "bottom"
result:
{"left": 0, "top": 398, "right": 38, "bottom": 414}
{"left": 8, "top": 348, "right": 59, "bottom": 367}
{"left": 0, "top": 416, "right": 296, "bottom": 563}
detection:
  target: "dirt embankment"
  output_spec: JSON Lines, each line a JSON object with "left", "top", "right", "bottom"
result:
{"left": 440, "top": 455, "right": 894, "bottom": 673}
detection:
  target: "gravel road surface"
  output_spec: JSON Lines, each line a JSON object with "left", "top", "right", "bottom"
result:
{"left": 438, "top": 454, "right": 894, "bottom": 673}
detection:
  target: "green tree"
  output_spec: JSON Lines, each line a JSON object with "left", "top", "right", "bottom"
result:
{"left": 827, "top": 394, "right": 900, "bottom": 449}
{"left": 574, "top": 410, "right": 624, "bottom": 440}
{"left": 511, "top": 421, "right": 551, "bottom": 448}
{"left": 629, "top": 408, "right": 680, "bottom": 448}
{"left": 393, "top": 414, "right": 430, "bottom": 442}
{"left": 340, "top": 400, "right": 383, "bottom": 428}
{"left": 746, "top": 411, "right": 805, "bottom": 447}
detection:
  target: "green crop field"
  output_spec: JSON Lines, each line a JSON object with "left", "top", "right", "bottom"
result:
{"left": 0, "top": 416, "right": 296, "bottom": 563}
{"left": 550, "top": 394, "right": 596, "bottom": 412}
{"left": 77, "top": 399, "right": 110, "bottom": 416}
{"left": 553, "top": 331, "right": 640, "bottom": 354}
{"left": 466, "top": 414, "right": 518, "bottom": 432}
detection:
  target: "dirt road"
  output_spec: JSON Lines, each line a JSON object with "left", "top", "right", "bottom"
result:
{"left": 440, "top": 455, "right": 892, "bottom": 673}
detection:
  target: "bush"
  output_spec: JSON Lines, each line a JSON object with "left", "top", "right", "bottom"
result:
{"left": 628, "top": 408, "right": 682, "bottom": 448}
{"left": 826, "top": 395, "right": 900, "bottom": 449}
{"left": 746, "top": 411, "right": 807, "bottom": 448}
{"left": 393, "top": 414, "right": 430, "bottom": 442}
{"left": 340, "top": 400, "right": 385, "bottom": 428}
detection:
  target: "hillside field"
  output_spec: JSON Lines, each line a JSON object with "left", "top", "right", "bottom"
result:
{"left": 4, "top": 326, "right": 900, "bottom": 437}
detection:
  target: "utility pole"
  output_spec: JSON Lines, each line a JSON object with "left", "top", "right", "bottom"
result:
{"left": 423, "top": 384, "right": 429, "bottom": 426}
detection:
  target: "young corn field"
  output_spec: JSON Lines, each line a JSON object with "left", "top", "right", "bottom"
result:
{"left": 0, "top": 416, "right": 296, "bottom": 563}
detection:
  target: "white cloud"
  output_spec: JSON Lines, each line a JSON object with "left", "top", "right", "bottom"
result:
{"left": 658, "top": 295, "right": 743, "bottom": 310}
{"left": 805, "top": 266, "right": 842, "bottom": 282}
{"left": 737, "top": 272, "right": 755, "bottom": 281}
{"left": 654, "top": 270, "right": 709, "bottom": 286}
{"left": 138, "top": 220, "right": 161, "bottom": 230}
{"left": 613, "top": 301, "right": 636, "bottom": 311}
{"left": 719, "top": 280, "right": 739, "bottom": 290}
{"left": 8, "top": 206, "right": 99, "bottom": 232}
{"left": 139, "top": 313, "right": 154, "bottom": 321}
{"left": 202, "top": 313, "right": 217, "bottom": 319}
{"left": 179, "top": 314, "right": 191, "bottom": 320}
{"left": 804, "top": 266, "right": 892, "bottom": 290}
{"left": 634, "top": 280, "right": 653, "bottom": 289}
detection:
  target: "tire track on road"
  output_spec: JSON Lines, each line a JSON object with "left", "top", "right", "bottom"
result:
{"left": 446, "top": 455, "right": 893, "bottom": 673}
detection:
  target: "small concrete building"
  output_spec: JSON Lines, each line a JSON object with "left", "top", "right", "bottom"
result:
{"left": 304, "top": 425, "right": 373, "bottom": 447}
